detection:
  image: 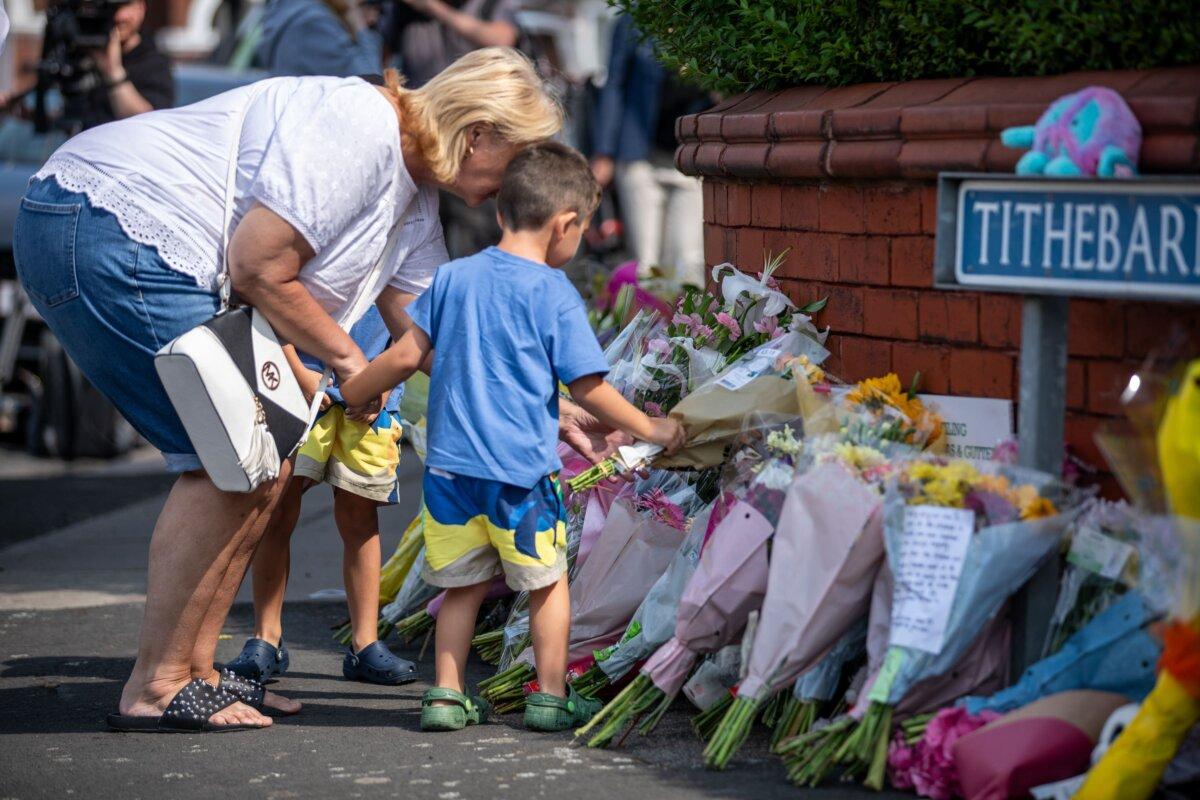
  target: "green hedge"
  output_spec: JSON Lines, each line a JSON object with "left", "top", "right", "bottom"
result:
{"left": 614, "top": 1, "right": 1200, "bottom": 92}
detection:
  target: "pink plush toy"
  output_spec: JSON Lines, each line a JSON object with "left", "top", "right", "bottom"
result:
{"left": 1001, "top": 86, "right": 1141, "bottom": 177}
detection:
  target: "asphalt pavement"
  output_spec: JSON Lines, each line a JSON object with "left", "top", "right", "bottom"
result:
{"left": 0, "top": 448, "right": 902, "bottom": 800}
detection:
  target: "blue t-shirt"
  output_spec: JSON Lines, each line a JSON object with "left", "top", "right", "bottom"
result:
{"left": 408, "top": 246, "right": 609, "bottom": 488}
{"left": 300, "top": 306, "right": 403, "bottom": 412}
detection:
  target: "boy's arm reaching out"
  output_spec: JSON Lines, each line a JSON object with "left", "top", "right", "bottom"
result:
{"left": 567, "top": 374, "right": 686, "bottom": 454}
{"left": 341, "top": 326, "right": 433, "bottom": 408}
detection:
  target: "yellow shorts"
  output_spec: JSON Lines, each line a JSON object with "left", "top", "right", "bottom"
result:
{"left": 419, "top": 468, "right": 567, "bottom": 591}
{"left": 294, "top": 406, "right": 403, "bottom": 504}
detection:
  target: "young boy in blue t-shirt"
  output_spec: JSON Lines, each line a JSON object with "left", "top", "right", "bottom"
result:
{"left": 343, "top": 142, "right": 684, "bottom": 732}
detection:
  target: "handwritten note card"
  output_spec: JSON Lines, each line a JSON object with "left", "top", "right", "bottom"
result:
{"left": 889, "top": 505, "right": 975, "bottom": 654}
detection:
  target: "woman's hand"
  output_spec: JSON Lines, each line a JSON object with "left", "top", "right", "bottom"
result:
{"left": 559, "top": 397, "right": 630, "bottom": 465}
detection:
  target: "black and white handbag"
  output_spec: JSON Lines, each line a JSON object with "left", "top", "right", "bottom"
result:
{"left": 154, "top": 87, "right": 400, "bottom": 493}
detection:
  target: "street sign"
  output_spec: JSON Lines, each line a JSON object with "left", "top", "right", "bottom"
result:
{"left": 933, "top": 172, "right": 1200, "bottom": 679}
{"left": 935, "top": 174, "right": 1200, "bottom": 300}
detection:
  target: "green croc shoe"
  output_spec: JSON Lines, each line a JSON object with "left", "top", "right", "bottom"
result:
{"left": 524, "top": 686, "right": 603, "bottom": 733}
{"left": 420, "top": 687, "right": 490, "bottom": 732}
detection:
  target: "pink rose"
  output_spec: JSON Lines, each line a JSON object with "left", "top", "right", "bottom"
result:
{"left": 906, "top": 708, "right": 999, "bottom": 799}
{"left": 887, "top": 738, "right": 917, "bottom": 791}
{"left": 647, "top": 337, "right": 670, "bottom": 355}
{"left": 715, "top": 311, "right": 742, "bottom": 340}
{"left": 644, "top": 401, "right": 664, "bottom": 418}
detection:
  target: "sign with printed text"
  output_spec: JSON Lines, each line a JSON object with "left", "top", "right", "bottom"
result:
{"left": 935, "top": 174, "right": 1200, "bottom": 302}
{"left": 917, "top": 394, "right": 1014, "bottom": 464}
{"left": 890, "top": 505, "right": 975, "bottom": 654}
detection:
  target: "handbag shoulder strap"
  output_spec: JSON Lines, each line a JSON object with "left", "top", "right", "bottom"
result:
{"left": 218, "top": 81, "right": 271, "bottom": 310}
{"left": 219, "top": 80, "right": 405, "bottom": 334}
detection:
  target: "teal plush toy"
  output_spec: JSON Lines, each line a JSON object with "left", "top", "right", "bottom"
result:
{"left": 1001, "top": 86, "right": 1141, "bottom": 177}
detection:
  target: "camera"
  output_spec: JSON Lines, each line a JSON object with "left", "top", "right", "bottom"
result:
{"left": 33, "top": 0, "right": 133, "bottom": 134}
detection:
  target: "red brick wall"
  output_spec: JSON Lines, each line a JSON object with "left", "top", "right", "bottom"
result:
{"left": 702, "top": 178, "right": 1198, "bottom": 492}
{"left": 686, "top": 68, "right": 1200, "bottom": 494}
{"left": 680, "top": 68, "right": 1200, "bottom": 493}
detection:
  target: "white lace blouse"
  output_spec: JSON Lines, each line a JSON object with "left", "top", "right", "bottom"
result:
{"left": 34, "top": 76, "right": 446, "bottom": 319}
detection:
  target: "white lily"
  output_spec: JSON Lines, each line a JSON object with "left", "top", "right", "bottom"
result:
{"left": 710, "top": 252, "right": 795, "bottom": 327}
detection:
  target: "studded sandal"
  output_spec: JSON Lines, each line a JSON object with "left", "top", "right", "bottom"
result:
{"left": 218, "top": 668, "right": 299, "bottom": 717}
{"left": 106, "top": 678, "right": 265, "bottom": 733}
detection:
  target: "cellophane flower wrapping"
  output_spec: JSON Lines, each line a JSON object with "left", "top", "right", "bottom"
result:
{"left": 865, "top": 461, "right": 1072, "bottom": 710}
{"left": 1042, "top": 499, "right": 1146, "bottom": 658}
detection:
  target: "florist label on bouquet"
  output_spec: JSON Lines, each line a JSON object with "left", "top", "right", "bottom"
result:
{"left": 890, "top": 506, "right": 975, "bottom": 654}
{"left": 715, "top": 347, "right": 780, "bottom": 391}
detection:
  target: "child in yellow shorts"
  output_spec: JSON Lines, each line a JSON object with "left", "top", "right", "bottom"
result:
{"left": 225, "top": 307, "right": 418, "bottom": 687}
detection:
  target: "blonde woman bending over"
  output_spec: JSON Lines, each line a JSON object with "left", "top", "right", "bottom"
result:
{"left": 15, "top": 48, "right": 623, "bottom": 733}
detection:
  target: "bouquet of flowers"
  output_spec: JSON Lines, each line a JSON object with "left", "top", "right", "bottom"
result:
{"left": 578, "top": 490, "right": 777, "bottom": 747}
{"left": 570, "top": 331, "right": 828, "bottom": 491}
{"left": 781, "top": 458, "right": 1071, "bottom": 790}
{"left": 703, "top": 453, "right": 891, "bottom": 770}
{"left": 574, "top": 420, "right": 804, "bottom": 697}
{"left": 1042, "top": 499, "right": 1143, "bottom": 657}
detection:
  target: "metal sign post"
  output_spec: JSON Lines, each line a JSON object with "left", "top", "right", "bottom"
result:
{"left": 934, "top": 172, "right": 1200, "bottom": 675}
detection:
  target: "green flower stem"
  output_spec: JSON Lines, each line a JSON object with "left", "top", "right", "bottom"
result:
{"left": 636, "top": 687, "right": 675, "bottom": 735}
{"left": 568, "top": 459, "right": 621, "bottom": 492}
{"left": 769, "top": 697, "right": 815, "bottom": 752}
{"left": 703, "top": 695, "right": 763, "bottom": 770}
{"left": 691, "top": 692, "right": 734, "bottom": 740}
{"left": 577, "top": 674, "right": 660, "bottom": 747}
{"left": 864, "top": 704, "right": 894, "bottom": 791}
{"left": 394, "top": 609, "right": 434, "bottom": 642}
{"left": 570, "top": 665, "right": 610, "bottom": 699}
{"left": 478, "top": 663, "right": 534, "bottom": 703}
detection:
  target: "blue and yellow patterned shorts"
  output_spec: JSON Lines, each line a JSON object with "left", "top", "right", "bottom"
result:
{"left": 420, "top": 468, "right": 567, "bottom": 591}
{"left": 294, "top": 406, "right": 403, "bottom": 504}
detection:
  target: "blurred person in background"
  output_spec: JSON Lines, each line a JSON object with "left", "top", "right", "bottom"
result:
{"left": 258, "top": 0, "right": 384, "bottom": 77}
{"left": 386, "top": 0, "right": 522, "bottom": 257}
{"left": 0, "top": 1, "right": 170, "bottom": 127}
{"left": 590, "top": 15, "right": 708, "bottom": 286}
{"left": 53, "top": 0, "right": 173, "bottom": 129}
{"left": 387, "top": 0, "right": 519, "bottom": 88}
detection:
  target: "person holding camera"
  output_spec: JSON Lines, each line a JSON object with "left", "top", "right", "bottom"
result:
{"left": 81, "top": 0, "right": 174, "bottom": 128}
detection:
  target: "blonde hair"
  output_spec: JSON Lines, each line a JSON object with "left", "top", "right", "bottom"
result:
{"left": 385, "top": 48, "right": 563, "bottom": 185}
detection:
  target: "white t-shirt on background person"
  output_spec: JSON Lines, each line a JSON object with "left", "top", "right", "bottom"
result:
{"left": 34, "top": 76, "right": 447, "bottom": 319}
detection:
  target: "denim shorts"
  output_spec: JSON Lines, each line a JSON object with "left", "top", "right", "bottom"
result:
{"left": 14, "top": 177, "right": 218, "bottom": 472}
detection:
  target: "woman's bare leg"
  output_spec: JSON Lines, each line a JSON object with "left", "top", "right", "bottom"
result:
{"left": 118, "top": 467, "right": 290, "bottom": 727}
{"left": 189, "top": 462, "right": 303, "bottom": 715}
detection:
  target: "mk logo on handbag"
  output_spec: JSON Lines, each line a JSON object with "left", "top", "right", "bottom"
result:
{"left": 261, "top": 361, "right": 281, "bottom": 391}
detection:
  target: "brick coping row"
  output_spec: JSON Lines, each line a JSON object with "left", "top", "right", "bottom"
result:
{"left": 675, "top": 66, "right": 1200, "bottom": 180}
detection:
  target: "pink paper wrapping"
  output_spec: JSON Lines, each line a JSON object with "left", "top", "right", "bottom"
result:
{"left": 738, "top": 461, "right": 885, "bottom": 701}
{"left": 518, "top": 498, "right": 685, "bottom": 668}
{"left": 643, "top": 499, "right": 775, "bottom": 695}
{"left": 576, "top": 482, "right": 630, "bottom": 573}
{"left": 954, "top": 717, "right": 1092, "bottom": 800}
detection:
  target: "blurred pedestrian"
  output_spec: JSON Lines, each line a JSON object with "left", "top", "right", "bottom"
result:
{"left": 389, "top": 0, "right": 519, "bottom": 88}
{"left": 258, "top": 0, "right": 384, "bottom": 77}
{"left": 590, "top": 15, "right": 709, "bottom": 286}
{"left": 387, "top": 0, "right": 523, "bottom": 257}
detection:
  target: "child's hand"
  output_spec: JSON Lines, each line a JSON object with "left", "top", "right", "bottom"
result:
{"left": 346, "top": 391, "right": 387, "bottom": 424}
{"left": 645, "top": 418, "right": 686, "bottom": 455}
